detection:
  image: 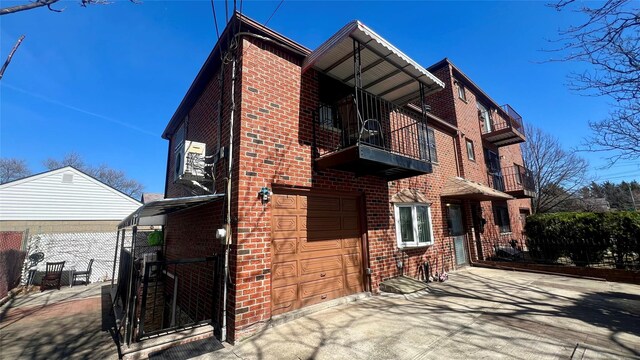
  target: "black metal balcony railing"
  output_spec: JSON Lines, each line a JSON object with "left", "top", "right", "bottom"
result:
{"left": 487, "top": 164, "right": 535, "bottom": 197}
{"left": 314, "top": 88, "right": 431, "bottom": 164}
{"left": 500, "top": 104, "right": 524, "bottom": 134}
{"left": 479, "top": 104, "right": 526, "bottom": 147}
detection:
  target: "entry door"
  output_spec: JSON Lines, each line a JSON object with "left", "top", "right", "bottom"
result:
{"left": 448, "top": 204, "right": 468, "bottom": 266}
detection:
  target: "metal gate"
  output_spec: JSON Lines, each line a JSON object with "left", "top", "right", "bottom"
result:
{"left": 138, "top": 256, "right": 219, "bottom": 340}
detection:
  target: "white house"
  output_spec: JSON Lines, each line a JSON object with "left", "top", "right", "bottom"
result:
{"left": 0, "top": 166, "right": 142, "bottom": 284}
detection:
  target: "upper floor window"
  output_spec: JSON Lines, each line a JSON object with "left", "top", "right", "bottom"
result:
{"left": 173, "top": 120, "right": 186, "bottom": 151}
{"left": 395, "top": 203, "right": 434, "bottom": 248}
{"left": 455, "top": 81, "right": 467, "bottom": 101}
{"left": 466, "top": 139, "right": 475, "bottom": 161}
{"left": 318, "top": 104, "right": 340, "bottom": 130}
{"left": 477, "top": 102, "right": 492, "bottom": 133}
{"left": 419, "top": 126, "right": 438, "bottom": 163}
{"left": 494, "top": 205, "right": 511, "bottom": 234}
{"left": 173, "top": 119, "right": 186, "bottom": 181}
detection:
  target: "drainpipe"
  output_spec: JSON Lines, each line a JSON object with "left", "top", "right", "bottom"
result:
{"left": 221, "top": 52, "right": 236, "bottom": 343}
{"left": 452, "top": 131, "right": 462, "bottom": 178}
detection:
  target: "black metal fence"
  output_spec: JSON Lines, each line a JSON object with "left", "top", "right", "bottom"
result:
{"left": 314, "top": 87, "right": 431, "bottom": 161}
{"left": 486, "top": 236, "right": 640, "bottom": 270}
{"left": 138, "top": 256, "right": 218, "bottom": 340}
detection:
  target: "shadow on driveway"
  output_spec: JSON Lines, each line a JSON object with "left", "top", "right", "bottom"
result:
{"left": 0, "top": 284, "right": 119, "bottom": 360}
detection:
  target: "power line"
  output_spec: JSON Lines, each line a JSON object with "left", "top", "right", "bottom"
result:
{"left": 265, "top": 0, "right": 284, "bottom": 26}
{"left": 210, "top": 0, "right": 220, "bottom": 41}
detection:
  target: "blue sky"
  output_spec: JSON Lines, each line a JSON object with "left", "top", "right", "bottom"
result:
{"left": 1, "top": 0, "right": 637, "bottom": 195}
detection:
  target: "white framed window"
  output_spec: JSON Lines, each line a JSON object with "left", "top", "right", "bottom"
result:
{"left": 466, "top": 139, "right": 475, "bottom": 161}
{"left": 455, "top": 81, "right": 467, "bottom": 101}
{"left": 394, "top": 203, "right": 434, "bottom": 248}
{"left": 477, "top": 102, "right": 492, "bottom": 133}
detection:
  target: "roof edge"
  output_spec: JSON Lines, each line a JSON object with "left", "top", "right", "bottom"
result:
{"left": 162, "top": 12, "right": 310, "bottom": 140}
{"left": 427, "top": 58, "right": 506, "bottom": 113}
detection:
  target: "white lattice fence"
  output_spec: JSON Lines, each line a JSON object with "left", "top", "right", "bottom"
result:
{"left": 23, "top": 232, "right": 121, "bottom": 285}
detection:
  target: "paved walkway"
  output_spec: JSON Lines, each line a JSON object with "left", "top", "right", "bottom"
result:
{"left": 0, "top": 283, "right": 118, "bottom": 360}
{"left": 180, "top": 268, "right": 640, "bottom": 360}
{"left": 2, "top": 268, "right": 639, "bottom": 359}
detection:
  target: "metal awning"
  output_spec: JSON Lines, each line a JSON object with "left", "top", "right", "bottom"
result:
{"left": 118, "top": 194, "right": 225, "bottom": 229}
{"left": 302, "top": 20, "right": 445, "bottom": 105}
{"left": 441, "top": 177, "right": 514, "bottom": 201}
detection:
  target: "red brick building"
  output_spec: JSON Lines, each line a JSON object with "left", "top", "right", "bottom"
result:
{"left": 158, "top": 14, "right": 533, "bottom": 343}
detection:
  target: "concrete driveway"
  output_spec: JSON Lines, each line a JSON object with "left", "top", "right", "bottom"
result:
{"left": 0, "top": 283, "right": 118, "bottom": 360}
{"left": 182, "top": 267, "right": 640, "bottom": 360}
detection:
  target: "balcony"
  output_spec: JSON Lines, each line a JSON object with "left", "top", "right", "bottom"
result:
{"left": 314, "top": 88, "right": 433, "bottom": 181}
{"left": 481, "top": 104, "right": 526, "bottom": 147}
{"left": 487, "top": 164, "right": 535, "bottom": 199}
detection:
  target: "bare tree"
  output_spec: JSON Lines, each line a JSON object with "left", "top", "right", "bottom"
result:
{"left": 43, "top": 151, "right": 85, "bottom": 170}
{"left": 0, "top": 158, "right": 31, "bottom": 184}
{"left": 44, "top": 152, "right": 144, "bottom": 198}
{"left": 1, "top": 0, "right": 138, "bottom": 16}
{"left": 552, "top": 0, "right": 640, "bottom": 165}
{"left": 522, "top": 124, "right": 590, "bottom": 213}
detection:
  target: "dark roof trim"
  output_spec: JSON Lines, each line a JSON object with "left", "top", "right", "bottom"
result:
{"left": 162, "top": 12, "right": 311, "bottom": 140}
{"left": 427, "top": 58, "right": 505, "bottom": 114}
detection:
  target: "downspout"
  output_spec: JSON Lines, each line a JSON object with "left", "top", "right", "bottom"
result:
{"left": 453, "top": 132, "right": 462, "bottom": 178}
{"left": 221, "top": 51, "right": 237, "bottom": 343}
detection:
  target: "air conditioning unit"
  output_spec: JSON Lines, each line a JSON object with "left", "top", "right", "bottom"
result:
{"left": 174, "top": 140, "right": 207, "bottom": 183}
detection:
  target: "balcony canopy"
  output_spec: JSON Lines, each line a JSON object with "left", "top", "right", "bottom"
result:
{"left": 118, "top": 194, "right": 224, "bottom": 229}
{"left": 303, "top": 21, "right": 445, "bottom": 105}
{"left": 441, "top": 177, "right": 514, "bottom": 201}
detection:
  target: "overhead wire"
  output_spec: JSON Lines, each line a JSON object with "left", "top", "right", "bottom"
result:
{"left": 210, "top": 0, "right": 220, "bottom": 41}
{"left": 225, "top": 0, "right": 229, "bottom": 24}
{"left": 265, "top": 0, "right": 284, "bottom": 26}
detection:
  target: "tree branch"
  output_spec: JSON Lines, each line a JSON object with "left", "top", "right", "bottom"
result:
{"left": 1, "top": 0, "right": 60, "bottom": 15}
{"left": 0, "top": 35, "right": 25, "bottom": 80}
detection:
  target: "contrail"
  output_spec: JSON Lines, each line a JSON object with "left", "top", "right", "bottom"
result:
{"left": 1, "top": 83, "right": 158, "bottom": 137}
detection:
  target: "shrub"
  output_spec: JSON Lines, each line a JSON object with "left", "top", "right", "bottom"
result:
{"left": 525, "top": 212, "right": 639, "bottom": 267}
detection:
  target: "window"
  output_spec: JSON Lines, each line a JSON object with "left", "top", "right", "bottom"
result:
{"left": 173, "top": 119, "right": 186, "bottom": 181}
{"left": 173, "top": 120, "right": 186, "bottom": 151}
{"left": 514, "top": 163, "right": 522, "bottom": 184}
{"left": 466, "top": 139, "right": 475, "bottom": 161}
{"left": 494, "top": 205, "right": 511, "bottom": 233}
{"left": 447, "top": 204, "right": 465, "bottom": 236}
{"left": 318, "top": 104, "right": 340, "bottom": 130}
{"left": 394, "top": 204, "right": 434, "bottom": 248}
{"left": 419, "top": 126, "right": 438, "bottom": 163}
{"left": 455, "top": 81, "right": 466, "bottom": 101}
{"left": 477, "top": 102, "right": 492, "bottom": 133}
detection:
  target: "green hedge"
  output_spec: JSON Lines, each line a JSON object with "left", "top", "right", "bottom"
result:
{"left": 525, "top": 212, "right": 640, "bottom": 268}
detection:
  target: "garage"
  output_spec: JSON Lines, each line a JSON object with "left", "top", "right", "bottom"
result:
{"left": 271, "top": 190, "right": 365, "bottom": 316}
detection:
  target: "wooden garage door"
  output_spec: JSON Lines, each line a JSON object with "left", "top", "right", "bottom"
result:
{"left": 271, "top": 191, "right": 364, "bottom": 316}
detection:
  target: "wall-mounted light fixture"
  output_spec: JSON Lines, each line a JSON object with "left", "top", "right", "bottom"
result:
{"left": 258, "top": 187, "right": 273, "bottom": 206}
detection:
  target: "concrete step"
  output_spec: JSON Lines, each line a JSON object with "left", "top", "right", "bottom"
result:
{"left": 379, "top": 276, "right": 428, "bottom": 294}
